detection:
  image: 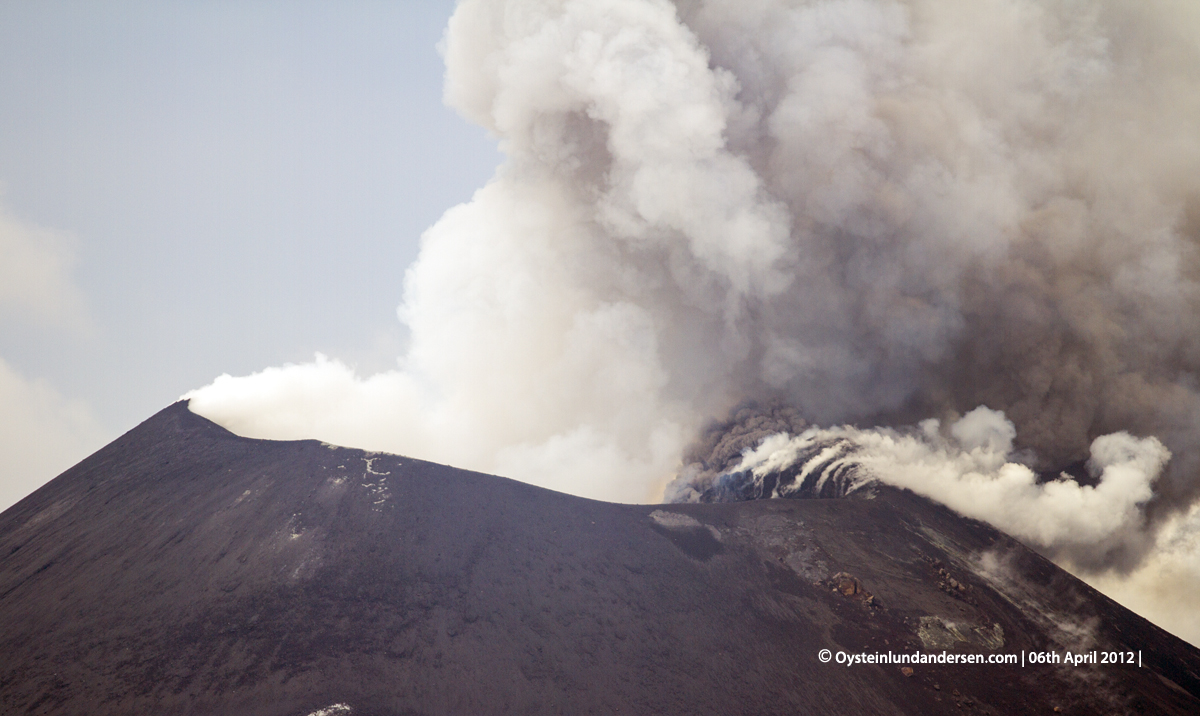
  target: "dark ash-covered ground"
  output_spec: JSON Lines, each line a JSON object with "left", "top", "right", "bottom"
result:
{"left": 1, "top": 402, "right": 1198, "bottom": 715}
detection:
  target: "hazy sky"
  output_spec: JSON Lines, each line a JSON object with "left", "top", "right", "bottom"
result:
{"left": 0, "top": 1, "right": 500, "bottom": 509}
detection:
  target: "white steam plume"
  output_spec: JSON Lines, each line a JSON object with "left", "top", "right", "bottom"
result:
{"left": 187, "top": 0, "right": 1200, "bottom": 635}
{"left": 675, "top": 407, "right": 1169, "bottom": 568}
{"left": 1084, "top": 502, "right": 1200, "bottom": 647}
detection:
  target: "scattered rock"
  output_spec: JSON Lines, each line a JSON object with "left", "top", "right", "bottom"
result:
{"left": 832, "top": 571, "right": 862, "bottom": 596}
{"left": 901, "top": 666, "right": 913, "bottom": 677}
{"left": 952, "top": 689, "right": 975, "bottom": 709}
{"left": 934, "top": 565, "right": 974, "bottom": 602}
{"left": 828, "top": 572, "right": 879, "bottom": 608}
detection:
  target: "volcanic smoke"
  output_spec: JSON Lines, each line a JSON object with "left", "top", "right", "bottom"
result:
{"left": 186, "top": 0, "right": 1200, "bottom": 643}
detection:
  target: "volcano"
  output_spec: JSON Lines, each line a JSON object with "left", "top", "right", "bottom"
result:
{"left": 1, "top": 402, "right": 1198, "bottom": 715}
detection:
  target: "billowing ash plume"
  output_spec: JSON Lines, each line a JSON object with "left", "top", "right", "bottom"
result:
{"left": 188, "top": 0, "right": 1200, "bottom": 636}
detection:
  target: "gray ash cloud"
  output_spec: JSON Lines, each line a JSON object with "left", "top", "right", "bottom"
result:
{"left": 187, "top": 0, "right": 1200, "bottom": 641}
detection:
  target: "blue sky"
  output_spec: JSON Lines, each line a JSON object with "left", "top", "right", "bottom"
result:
{"left": 0, "top": 1, "right": 500, "bottom": 508}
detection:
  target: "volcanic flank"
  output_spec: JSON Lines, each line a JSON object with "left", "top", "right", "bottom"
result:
{"left": 183, "top": 1, "right": 1200, "bottom": 640}
{"left": 1, "top": 402, "right": 1198, "bottom": 715}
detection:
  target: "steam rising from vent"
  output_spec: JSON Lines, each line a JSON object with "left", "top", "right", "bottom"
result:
{"left": 187, "top": 0, "right": 1200, "bottom": 624}
{"left": 670, "top": 407, "right": 1170, "bottom": 569}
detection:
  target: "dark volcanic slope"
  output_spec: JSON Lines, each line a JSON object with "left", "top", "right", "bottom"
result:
{"left": 1, "top": 404, "right": 1198, "bottom": 715}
